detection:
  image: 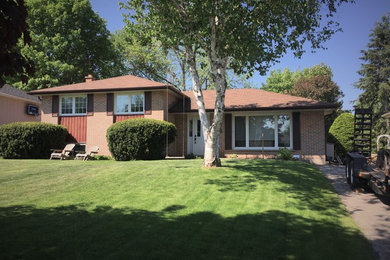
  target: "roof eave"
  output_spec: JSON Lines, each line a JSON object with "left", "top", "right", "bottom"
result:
{"left": 28, "top": 85, "right": 184, "bottom": 96}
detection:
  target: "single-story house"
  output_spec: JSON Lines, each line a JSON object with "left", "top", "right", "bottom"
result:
{"left": 0, "top": 84, "right": 41, "bottom": 125}
{"left": 29, "top": 74, "right": 336, "bottom": 164}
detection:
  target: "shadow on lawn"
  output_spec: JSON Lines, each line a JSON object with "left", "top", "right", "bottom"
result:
{"left": 0, "top": 205, "right": 373, "bottom": 259}
{"left": 206, "top": 160, "right": 347, "bottom": 216}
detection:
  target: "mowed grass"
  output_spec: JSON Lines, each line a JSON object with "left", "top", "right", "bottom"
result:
{"left": 0, "top": 159, "right": 374, "bottom": 259}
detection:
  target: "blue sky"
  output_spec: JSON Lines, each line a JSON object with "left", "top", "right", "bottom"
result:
{"left": 90, "top": 0, "right": 390, "bottom": 110}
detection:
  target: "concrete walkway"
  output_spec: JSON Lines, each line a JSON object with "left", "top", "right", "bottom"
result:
{"left": 319, "top": 164, "right": 390, "bottom": 260}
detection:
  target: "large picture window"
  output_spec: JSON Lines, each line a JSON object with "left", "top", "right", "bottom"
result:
{"left": 233, "top": 114, "right": 291, "bottom": 149}
{"left": 60, "top": 96, "right": 87, "bottom": 115}
{"left": 115, "top": 93, "right": 144, "bottom": 114}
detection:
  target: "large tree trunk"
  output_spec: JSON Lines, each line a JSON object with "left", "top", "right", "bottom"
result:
{"left": 185, "top": 45, "right": 227, "bottom": 167}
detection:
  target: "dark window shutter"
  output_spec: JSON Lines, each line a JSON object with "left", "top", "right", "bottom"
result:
{"left": 87, "top": 94, "right": 94, "bottom": 116}
{"left": 225, "top": 113, "right": 232, "bottom": 150}
{"left": 145, "top": 91, "right": 152, "bottom": 115}
{"left": 293, "top": 112, "right": 301, "bottom": 150}
{"left": 52, "top": 95, "right": 59, "bottom": 117}
{"left": 106, "top": 93, "right": 113, "bottom": 116}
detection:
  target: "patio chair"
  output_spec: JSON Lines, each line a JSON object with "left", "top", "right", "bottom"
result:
{"left": 75, "top": 146, "right": 99, "bottom": 161}
{"left": 50, "top": 144, "right": 76, "bottom": 160}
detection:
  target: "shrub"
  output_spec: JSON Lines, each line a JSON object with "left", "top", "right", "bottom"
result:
{"left": 328, "top": 112, "right": 354, "bottom": 159}
{"left": 0, "top": 122, "right": 67, "bottom": 159}
{"left": 91, "top": 155, "right": 113, "bottom": 160}
{"left": 277, "top": 148, "right": 293, "bottom": 160}
{"left": 106, "top": 118, "right": 177, "bottom": 161}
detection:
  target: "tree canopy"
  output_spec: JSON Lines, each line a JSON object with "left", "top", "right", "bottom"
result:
{"left": 355, "top": 13, "right": 390, "bottom": 135}
{"left": 0, "top": 0, "right": 33, "bottom": 85}
{"left": 262, "top": 64, "right": 335, "bottom": 93}
{"left": 9, "top": 0, "right": 125, "bottom": 90}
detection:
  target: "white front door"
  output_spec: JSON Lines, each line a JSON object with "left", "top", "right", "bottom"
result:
{"left": 188, "top": 116, "right": 204, "bottom": 156}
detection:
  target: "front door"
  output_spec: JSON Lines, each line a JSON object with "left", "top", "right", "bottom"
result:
{"left": 188, "top": 116, "right": 204, "bottom": 156}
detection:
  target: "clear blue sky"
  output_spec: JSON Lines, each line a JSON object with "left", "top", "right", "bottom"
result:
{"left": 90, "top": 0, "right": 390, "bottom": 110}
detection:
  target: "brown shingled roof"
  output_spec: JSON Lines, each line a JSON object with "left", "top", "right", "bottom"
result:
{"left": 28, "top": 75, "right": 179, "bottom": 95}
{"left": 181, "top": 89, "right": 337, "bottom": 111}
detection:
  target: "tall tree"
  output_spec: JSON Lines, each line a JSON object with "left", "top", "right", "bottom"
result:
{"left": 10, "top": 0, "right": 125, "bottom": 90}
{"left": 0, "top": 0, "right": 33, "bottom": 85}
{"left": 261, "top": 63, "right": 336, "bottom": 94}
{"left": 290, "top": 75, "right": 343, "bottom": 106}
{"left": 261, "top": 68, "right": 300, "bottom": 94}
{"left": 124, "top": 0, "right": 350, "bottom": 167}
{"left": 355, "top": 13, "right": 390, "bottom": 135}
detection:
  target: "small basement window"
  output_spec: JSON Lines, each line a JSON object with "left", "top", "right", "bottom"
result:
{"left": 115, "top": 93, "right": 144, "bottom": 114}
{"left": 60, "top": 95, "right": 87, "bottom": 116}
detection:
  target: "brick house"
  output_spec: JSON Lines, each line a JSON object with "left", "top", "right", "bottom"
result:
{"left": 29, "top": 74, "right": 336, "bottom": 164}
{"left": 1, "top": 84, "right": 41, "bottom": 125}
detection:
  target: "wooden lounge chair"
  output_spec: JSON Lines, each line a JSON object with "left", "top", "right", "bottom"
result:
{"left": 75, "top": 146, "right": 99, "bottom": 161}
{"left": 50, "top": 144, "right": 76, "bottom": 160}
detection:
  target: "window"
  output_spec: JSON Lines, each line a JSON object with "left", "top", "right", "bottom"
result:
{"left": 60, "top": 96, "right": 87, "bottom": 115}
{"left": 115, "top": 93, "right": 144, "bottom": 114}
{"left": 235, "top": 116, "right": 246, "bottom": 147}
{"left": 278, "top": 115, "right": 291, "bottom": 147}
{"left": 249, "top": 116, "right": 275, "bottom": 147}
{"left": 233, "top": 114, "right": 292, "bottom": 149}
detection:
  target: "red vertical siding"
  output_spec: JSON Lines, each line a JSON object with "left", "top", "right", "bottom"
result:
{"left": 60, "top": 116, "right": 87, "bottom": 143}
{"left": 115, "top": 114, "right": 144, "bottom": 123}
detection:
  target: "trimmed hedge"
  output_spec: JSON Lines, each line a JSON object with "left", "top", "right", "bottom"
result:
{"left": 0, "top": 122, "right": 67, "bottom": 159}
{"left": 328, "top": 113, "right": 354, "bottom": 159}
{"left": 106, "top": 118, "right": 177, "bottom": 161}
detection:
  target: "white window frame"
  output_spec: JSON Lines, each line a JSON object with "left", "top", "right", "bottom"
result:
{"left": 232, "top": 111, "right": 293, "bottom": 150}
{"left": 59, "top": 95, "right": 87, "bottom": 116}
{"left": 114, "top": 92, "right": 145, "bottom": 115}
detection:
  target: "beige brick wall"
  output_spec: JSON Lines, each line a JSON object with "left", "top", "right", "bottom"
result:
{"left": 0, "top": 96, "right": 41, "bottom": 125}
{"left": 168, "top": 113, "right": 187, "bottom": 156}
{"left": 297, "top": 111, "right": 326, "bottom": 164}
{"left": 145, "top": 91, "right": 165, "bottom": 121}
{"left": 86, "top": 94, "right": 113, "bottom": 155}
{"left": 40, "top": 96, "right": 58, "bottom": 125}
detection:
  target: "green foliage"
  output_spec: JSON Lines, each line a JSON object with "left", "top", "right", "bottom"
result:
{"left": 9, "top": 0, "right": 125, "bottom": 90}
{"left": 328, "top": 113, "right": 354, "bottom": 159}
{"left": 124, "top": 1, "right": 350, "bottom": 76}
{"left": 0, "top": 0, "right": 33, "bottom": 85}
{"left": 0, "top": 122, "right": 67, "bottom": 159}
{"left": 262, "top": 63, "right": 340, "bottom": 100}
{"left": 261, "top": 68, "right": 301, "bottom": 93}
{"left": 111, "top": 29, "right": 179, "bottom": 87}
{"left": 355, "top": 14, "right": 390, "bottom": 136}
{"left": 277, "top": 148, "right": 293, "bottom": 160}
{"left": 91, "top": 155, "right": 113, "bottom": 161}
{"left": 106, "top": 118, "right": 177, "bottom": 161}
{"left": 291, "top": 75, "right": 343, "bottom": 106}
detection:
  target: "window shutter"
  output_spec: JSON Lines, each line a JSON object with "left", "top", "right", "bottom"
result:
{"left": 144, "top": 91, "right": 152, "bottom": 115}
{"left": 225, "top": 113, "right": 232, "bottom": 150}
{"left": 52, "top": 95, "right": 59, "bottom": 117}
{"left": 106, "top": 93, "right": 113, "bottom": 116}
{"left": 292, "top": 112, "right": 301, "bottom": 150}
{"left": 87, "top": 94, "right": 94, "bottom": 116}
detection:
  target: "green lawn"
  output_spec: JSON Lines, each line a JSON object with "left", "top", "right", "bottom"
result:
{"left": 0, "top": 159, "right": 374, "bottom": 259}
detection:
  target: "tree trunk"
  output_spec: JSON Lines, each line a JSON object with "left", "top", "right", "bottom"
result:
{"left": 185, "top": 46, "right": 227, "bottom": 167}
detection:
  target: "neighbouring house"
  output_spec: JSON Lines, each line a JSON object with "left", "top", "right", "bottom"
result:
{"left": 29, "top": 74, "right": 337, "bottom": 164}
{"left": 0, "top": 84, "right": 41, "bottom": 125}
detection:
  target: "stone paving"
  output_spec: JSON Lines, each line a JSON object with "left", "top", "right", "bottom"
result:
{"left": 319, "top": 164, "right": 390, "bottom": 260}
